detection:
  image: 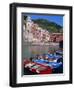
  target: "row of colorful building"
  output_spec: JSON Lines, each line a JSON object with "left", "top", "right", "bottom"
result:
{"left": 23, "top": 16, "right": 63, "bottom": 43}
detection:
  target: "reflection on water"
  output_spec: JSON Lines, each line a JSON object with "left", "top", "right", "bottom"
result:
{"left": 22, "top": 43, "right": 59, "bottom": 60}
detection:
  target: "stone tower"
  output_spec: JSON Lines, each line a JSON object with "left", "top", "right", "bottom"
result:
{"left": 26, "top": 16, "right": 32, "bottom": 32}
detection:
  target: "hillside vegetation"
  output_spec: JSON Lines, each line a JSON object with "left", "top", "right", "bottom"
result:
{"left": 33, "top": 19, "right": 63, "bottom": 33}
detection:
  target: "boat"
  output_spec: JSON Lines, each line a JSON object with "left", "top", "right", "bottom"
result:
{"left": 23, "top": 50, "right": 63, "bottom": 74}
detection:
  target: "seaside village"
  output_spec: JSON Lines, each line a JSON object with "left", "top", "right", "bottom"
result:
{"left": 23, "top": 16, "right": 63, "bottom": 74}
{"left": 23, "top": 16, "right": 63, "bottom": 44}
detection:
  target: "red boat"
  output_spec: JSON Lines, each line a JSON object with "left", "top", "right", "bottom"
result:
{"left": 23, "top": 59, "right": 52, "bottom": 74}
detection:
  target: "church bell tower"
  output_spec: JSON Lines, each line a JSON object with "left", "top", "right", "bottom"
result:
{"left": 26, "top": 16, "right": 32, "bottom": 32}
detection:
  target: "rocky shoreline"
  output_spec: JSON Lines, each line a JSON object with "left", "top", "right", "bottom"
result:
{"left": 23, "top": 42, "right": 59, "bottom": 46}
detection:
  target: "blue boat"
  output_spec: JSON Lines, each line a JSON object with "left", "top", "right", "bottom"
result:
{"left": 33, "top": 57, "right": 63, "bottom": 69}
{"left": 32, "top": 50, "right": 63, "bottom": 73}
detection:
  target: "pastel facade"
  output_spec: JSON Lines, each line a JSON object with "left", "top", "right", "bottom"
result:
{"left": 23, "top": 16, "right": 63, "bottom": 43}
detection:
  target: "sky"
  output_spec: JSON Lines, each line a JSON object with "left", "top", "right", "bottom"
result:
{"left": 24, "top": 14, "right": 63, "bottom": 27}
